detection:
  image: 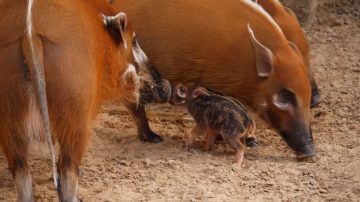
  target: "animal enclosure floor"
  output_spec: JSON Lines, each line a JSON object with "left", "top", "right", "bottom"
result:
{"left": 0, "top": 1, "right": 359, "bottom": 201}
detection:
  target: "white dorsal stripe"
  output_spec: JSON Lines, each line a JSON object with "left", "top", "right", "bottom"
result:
{"left": 26, "top": 0, "right": 34, "bottom": 38}
{"left": 243, "top": 0, "right": 283, "bottom": 33}
{"left": 273, "top": 0, "right": 282, "bottom": 5}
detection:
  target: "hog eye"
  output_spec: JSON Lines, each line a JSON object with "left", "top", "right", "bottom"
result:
{"left": 278, "top": 88, "right": 296, "bottom": 106}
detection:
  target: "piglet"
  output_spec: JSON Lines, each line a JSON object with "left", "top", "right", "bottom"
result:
{"left": 171, "top": 84, "right": 256, "bottom": 164}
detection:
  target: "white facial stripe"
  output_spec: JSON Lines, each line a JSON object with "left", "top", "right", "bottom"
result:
{"left": 123, "top": 64, "right": 137, "bottom": 81}
{"left": 132, "top": 41, "right": 149, "bottom": 66}
{"left": 123, "top": 63, "right": 141, "bottom": 104}
{"left": 124, "top": 64, "right": 141, "bottom": 89}
{"left": 243, "top": 0, "right": 282, "bottom": 33}
{"left": 272, "top": 94, "right": 290, "bottom": 111}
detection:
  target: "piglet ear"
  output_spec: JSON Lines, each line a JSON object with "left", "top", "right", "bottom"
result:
{"left": 248, "top": 24, "right": 274, "bottom": 78}
{"left": 284, "top": 7, "right": 296, "bottom": 17}
{"left": 176, "top": 84, "right": 188, "bottom": 98}
{"left": 192, "top": 87, "right": 209, "bottom": 98}
{"left": 102, "top": 12, "right": 128, "bottom": 48}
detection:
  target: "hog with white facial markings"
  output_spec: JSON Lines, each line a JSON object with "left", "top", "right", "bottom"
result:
{"left": 254, "top": 0, "right": 321, "bottom": 107}
{"left": 111, "top": 0, "right": 317, "bottom": 160}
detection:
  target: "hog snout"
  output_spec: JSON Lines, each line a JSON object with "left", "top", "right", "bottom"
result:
{"left": 161, "top": 79, "right": 172, "bottom": 103}
{"left": 280, "top": 129, "right": 316, "bottom": 160}
{"left": 296, "top": 144, "right": 316, "bottom": 160}
{"left": 139, "top": 78, "right": 171, "bottom": 104}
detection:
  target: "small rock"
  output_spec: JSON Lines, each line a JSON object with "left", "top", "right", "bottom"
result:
{"left": 143, "top": 159, "right": 151, "bottom": 165}
{"left": 331, "top": 20, "right": 342, "bottom": 27}
{"left": 319, "top": 188, "right": 328, "bottom": 194}
{"left": 339, "top": 125, "right": 349, "bottom": 132}
{"left": 119, "top": 160, "right": 131, "bottom": 167}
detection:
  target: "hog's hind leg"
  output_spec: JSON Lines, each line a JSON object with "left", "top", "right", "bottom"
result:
{"left": 52, "top": 105, "right": 91, "bottom": 202}
{"left": 0, "top": 132, "right": 33, "bottom": 202}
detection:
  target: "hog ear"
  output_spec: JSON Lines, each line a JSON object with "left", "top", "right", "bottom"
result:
{"left": 248, "top": 24, "right": 273, "bottom": 78}
{"left": 192, "top": 87, "right": 209, "bottom": 98}
{"left": 102, "top": 12, "right": 128, "bottom": 48}
{"left": 289, "top": 41, "right": 302, "bottom": 56}
{"left": 284, "top": 7, "right": 296, "bottom": 17}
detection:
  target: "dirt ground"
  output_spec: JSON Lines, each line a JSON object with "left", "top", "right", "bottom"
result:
{"left": 0, "top": 0, "right": 359, "bottom": 201}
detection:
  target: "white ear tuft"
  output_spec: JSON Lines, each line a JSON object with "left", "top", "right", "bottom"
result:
{"left": 192, "top": 87, "right": 209, "bottom": 98}
{"left": 248, "top": 24, "right": 274, "bottom": 78}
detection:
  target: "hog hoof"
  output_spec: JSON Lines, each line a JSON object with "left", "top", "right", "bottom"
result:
{"left": 245, "top": 137, "right": 258, "bottom": 147}
{"left": 139, "top": 131, "right": 163, "bottom": 143}
{"left": 310, "top": 82, "right": 321, "bottom": 108}
{"left": 310, "top": 94, "right": 322, "bottom": 108}
{"left": 215, "top": 134, "right": 223, "bottom": 142}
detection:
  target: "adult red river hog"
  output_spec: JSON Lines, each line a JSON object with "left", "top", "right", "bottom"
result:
{"left": 111, "top": 0, "right": 316, "bottom": 160}
{"left": 0, "top": 0, "right": 169, "bottom": 201}
{"left": 255, "top": 0, "right": 321, "bottom": 107}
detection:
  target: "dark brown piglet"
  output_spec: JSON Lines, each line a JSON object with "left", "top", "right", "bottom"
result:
{"left": 172, "top": 84, "right": 255, "bottom": 164}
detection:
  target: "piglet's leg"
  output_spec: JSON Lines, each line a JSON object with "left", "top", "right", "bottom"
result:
{"left": 186, "top": 125, "right": 202, "bottom": 149}
{"left": 234, "top": 147, "right": 245, "bottom": 165}
{"left": 203, "top": 130, "right": 217, "bottom": 151}
{"left": 216, "top": 134, "right": 258, "bottom": 147}
{"left": 223, "top": 133, "right": 246, "bottom": 165}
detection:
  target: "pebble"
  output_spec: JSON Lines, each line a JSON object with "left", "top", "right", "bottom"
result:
{"left": 319, "top": 188, "right": 328, "bottom": 194}
{"left": 119, "top": 160, "right": 131, "bottom": 167}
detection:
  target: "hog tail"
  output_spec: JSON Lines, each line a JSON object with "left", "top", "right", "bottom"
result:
{"left": 25, "top": 0, "right": 59, "bottom": 192}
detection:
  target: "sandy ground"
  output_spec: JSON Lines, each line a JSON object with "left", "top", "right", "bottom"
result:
{"left": 0, "top": 1, "right": 359, "bottom": 201}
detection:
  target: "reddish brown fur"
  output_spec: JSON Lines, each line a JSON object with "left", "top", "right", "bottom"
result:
{"left": 256, "top": 0, "right": 321, "bottom": 108}
{"left": 111, "top": 0, "right": 315, "bottom": 158}
{"left": 0, "top": 0, "right": 140, "bottom": 200}
{"left": 256, "top": 0, "right": 310, "bottom": 73}
{"left": 111, "top": 0, "right": 310, "bottom": 105}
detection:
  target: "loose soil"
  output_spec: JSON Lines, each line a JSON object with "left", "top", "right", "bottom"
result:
{"left": 0, "top": 1, "right": 359, "bottom": 201}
